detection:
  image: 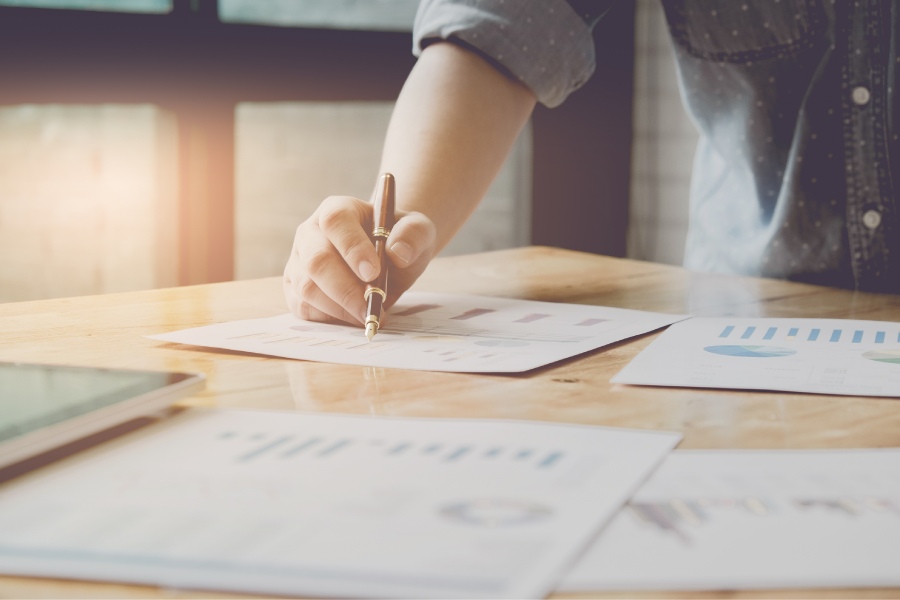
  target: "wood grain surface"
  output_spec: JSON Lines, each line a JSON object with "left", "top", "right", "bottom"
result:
{"left": 1, "top": 246, "right": 898, "bottom": 599}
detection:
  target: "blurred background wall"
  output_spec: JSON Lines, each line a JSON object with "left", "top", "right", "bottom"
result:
{"left": 0, "top": 0, "right": 693, "bottom": 303}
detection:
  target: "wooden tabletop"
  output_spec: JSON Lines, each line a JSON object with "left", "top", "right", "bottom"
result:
{"left": 1, "top": 246, "right": 899, "bottom": 599}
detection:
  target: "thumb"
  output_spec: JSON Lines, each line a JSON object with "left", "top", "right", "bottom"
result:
{"left": 386, "top": 211, "right": 437, "bottom": 268}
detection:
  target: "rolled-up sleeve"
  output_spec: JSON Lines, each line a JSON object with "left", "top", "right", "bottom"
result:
{"left": 412, "top": 0, "right": 596, "bottom": 108}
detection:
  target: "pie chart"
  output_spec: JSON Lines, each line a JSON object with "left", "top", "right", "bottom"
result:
{"left": 703, "top": 345, "right": 796, "bottom": 358}
{"left": 862, "top": 348, "right": 900, "bottom": 364}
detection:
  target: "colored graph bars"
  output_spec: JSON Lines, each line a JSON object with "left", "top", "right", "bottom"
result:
{"left": 221, "top": 429, "right": 567, "bottom": 471}
{"left": 629, "top": 497, "right": 773, "bottom": 543}
{"left": 629, "top": 495, "right": 900, "bottom": 545}
{"left": 718, "top": 324, "right": 900, "bottom": 345}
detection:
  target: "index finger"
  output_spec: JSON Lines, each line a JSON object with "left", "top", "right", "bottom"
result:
{"left": 315, "top": 196, "right": 380, "bottom": 282}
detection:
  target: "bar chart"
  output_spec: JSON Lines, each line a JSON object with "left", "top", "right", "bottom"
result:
{"left": 562, "top": 449, "right": 900, "bottom": 591}
{"left": 613, "top": 317, "right": 900, "bottom": 396}
{"left": 150, "top": 292, "right": 685, "bottom": 373}
{"left": 0, "top": 408, "right": 680, "bottom": 599}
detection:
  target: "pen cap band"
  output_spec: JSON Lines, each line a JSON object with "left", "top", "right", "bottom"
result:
{"left": 365, "top": 287, "right": 386, "bottom": 301}
{"left": 372, "top": 227, "right": 391, "bottom": 238}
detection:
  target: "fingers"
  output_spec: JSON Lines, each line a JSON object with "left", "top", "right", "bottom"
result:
{"left": 386, "top": 211, "right": 437, "bottom": 269}
{"left": 284, "top": 243, "right": 367, "bottom": 325}
{"left": 282, "top": 197, "right": 438, "bottom": 326}
{"left": 380, "top": 212, "right": 438, "bottom": 314}
{"left": 284, "top": 196, "right": 376, "bottom": 325}
{"left": 316, "top": 196, "right": 380, "bottom": 281}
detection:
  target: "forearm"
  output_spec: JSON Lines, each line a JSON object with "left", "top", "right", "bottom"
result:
{"left": 378, "top": 41, "right": 537, "bottom": 252}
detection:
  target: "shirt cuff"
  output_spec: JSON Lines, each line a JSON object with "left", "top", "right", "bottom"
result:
{"left": 412, "top": 0, "right": 596, "bottom": 108}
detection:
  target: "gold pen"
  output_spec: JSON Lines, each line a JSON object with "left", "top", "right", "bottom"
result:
{"left": 365, "top": 173, "right": 396, "bottom": 341}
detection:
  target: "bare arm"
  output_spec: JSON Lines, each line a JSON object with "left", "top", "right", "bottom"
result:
{"left": 380, "top": 41, "right": 537, "bottom": 252}
{"left": 283, "top": 41, "right": 537, "bottom": 324}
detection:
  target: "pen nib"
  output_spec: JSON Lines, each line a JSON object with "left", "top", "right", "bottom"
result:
{"left": 365, "top": 322, "right": 377, "bottom": 341}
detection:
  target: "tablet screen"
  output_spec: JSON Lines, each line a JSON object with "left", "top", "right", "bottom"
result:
{"left": 0, "top": 363, "right": 199, "bottom": 444}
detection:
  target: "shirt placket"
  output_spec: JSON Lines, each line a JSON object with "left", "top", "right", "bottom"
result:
{"left": 842, "top": 0, "right": 894, "bottom": 289}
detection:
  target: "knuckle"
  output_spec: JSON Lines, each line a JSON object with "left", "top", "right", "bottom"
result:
{"left": 297, "top": 276, "right": 319, "bottom": 302}
{"left": 317, "top": 197, "right": 354, "bottom": 233}
{"left": 398, "top": 214, "right": 435, "bottom": 242}
{"left": 304, "top": 249, "right": 331, "bottom": 278}
{"left": 317, "top": 207, "right": 343, "bottom": 233}
{"left": 338, "top": 284, "right": 360, "bottom": 312}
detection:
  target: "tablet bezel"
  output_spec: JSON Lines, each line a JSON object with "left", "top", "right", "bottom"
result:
{"left": 0, "top": 362, "right": 205, "bottom": 470}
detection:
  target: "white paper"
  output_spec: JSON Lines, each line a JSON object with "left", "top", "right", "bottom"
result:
{"left": 0, "top": 409, "right": 680, "bottom": 599}
{"left": 612, "top": 317, "right": 900, "bottom": 397}
{"left": 561, "top": 449, "right": 900, "bottom": 591}
{"left": 149, "top": 292, "right": 685, "bottom": 373}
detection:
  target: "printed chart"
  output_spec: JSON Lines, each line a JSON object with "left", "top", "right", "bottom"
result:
{"left": 150, "top": 292, "right": 684, "bottom": 373}
{"left": 561, "top": 450, "right": 900, "bottom": 591}
{"left": 0, "top": 409, "right": 679, "bottom": 599}
{"left": 612, "top": 317, "right": 900, "bottom": 396}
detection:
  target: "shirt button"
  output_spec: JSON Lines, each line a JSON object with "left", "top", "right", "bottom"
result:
{"left": 852, "top": 86, "right": 871, "bottom": 105}
{"left": 862, "top": 209, "right": 882, "bottom": 229}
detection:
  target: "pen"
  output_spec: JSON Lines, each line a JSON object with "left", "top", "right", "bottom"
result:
{"left": 365, "top": 173, "right": 396, "bottom": 341}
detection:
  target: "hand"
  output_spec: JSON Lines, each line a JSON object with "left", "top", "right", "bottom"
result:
{"left": 283, "top": 195, "right": 437, "bottom": 325}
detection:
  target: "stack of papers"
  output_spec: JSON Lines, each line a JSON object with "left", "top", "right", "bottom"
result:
{"left": 0, "top": 409, "right": 679, "bottom": 599}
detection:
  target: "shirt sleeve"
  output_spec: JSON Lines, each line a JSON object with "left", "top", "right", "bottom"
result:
{"left": 412, "top": 0, "right": 596, "bottom": 108}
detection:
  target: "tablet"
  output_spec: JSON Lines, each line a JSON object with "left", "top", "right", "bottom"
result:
{"left": 0, "top": 362, "right": 205, "bottom": 470}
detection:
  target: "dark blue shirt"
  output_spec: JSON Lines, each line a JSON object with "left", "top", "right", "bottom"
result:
{"left": 414, "top": 0, "right": 900, "bottom": 293}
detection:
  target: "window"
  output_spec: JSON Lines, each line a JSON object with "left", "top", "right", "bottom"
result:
{"left": 0, "top": 0, "right": 170, "bottom": 13}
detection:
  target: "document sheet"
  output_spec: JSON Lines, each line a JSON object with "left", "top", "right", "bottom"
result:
{"left": 561, "top": 449, "right": 900, "bottom": 591}
{"left": 149, "top": 292, "right": 685, "bottom": 373}
{"left": 612, "top": 317, "right": 900, "bottom": 396}
{"left": 0, "top": 409, "right": 680, "bottom": 599}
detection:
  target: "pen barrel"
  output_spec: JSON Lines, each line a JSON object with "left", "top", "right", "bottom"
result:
{"left": 365, "top": 235, "right": 389, "bottom": 322}
{"left": 365, "top": 173, "right": 395, "bottom": 331}
{"left": 372, "top": 173, "right": 396, "bottom": 231}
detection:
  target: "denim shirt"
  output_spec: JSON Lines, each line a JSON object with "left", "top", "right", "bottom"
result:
{"left": 414, "top": 0, "right": 900, "bottom": 293}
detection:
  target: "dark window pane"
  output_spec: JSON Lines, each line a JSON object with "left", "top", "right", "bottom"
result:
{"left": 219, "top": 0, "right": 417, "bottom": 31}
{"left": 0, "top": 0, "right": 171, "bottom": 13}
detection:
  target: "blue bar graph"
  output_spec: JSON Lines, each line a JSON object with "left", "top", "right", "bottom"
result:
{"left": 539, "top": 452, "right": 564, "bottom": 469}
{"left": 239, "top": 435, "right": 293, "bottom": 462}
{"left": 282, "top": 437, "right": 322, "bottom": 458}
{"left": 713, "top": 323, "right": 900, "bottom": 346}
{"left": 388, "top": 443, "right": 411, "bottom": 455}
{"left": 445, "top": 446, "right": 472, "bottom": 461}
{"left": 317, "top": 439, "right": 352, "bottom": 457}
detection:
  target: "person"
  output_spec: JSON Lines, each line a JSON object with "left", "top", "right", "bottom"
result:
{"left": 283, "top": 0, "right": 899, "bottom": 325}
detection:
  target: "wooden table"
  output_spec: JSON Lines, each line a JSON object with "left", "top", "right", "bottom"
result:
{"left": 1, "top": 246, "right": 899, "bottom": 599}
